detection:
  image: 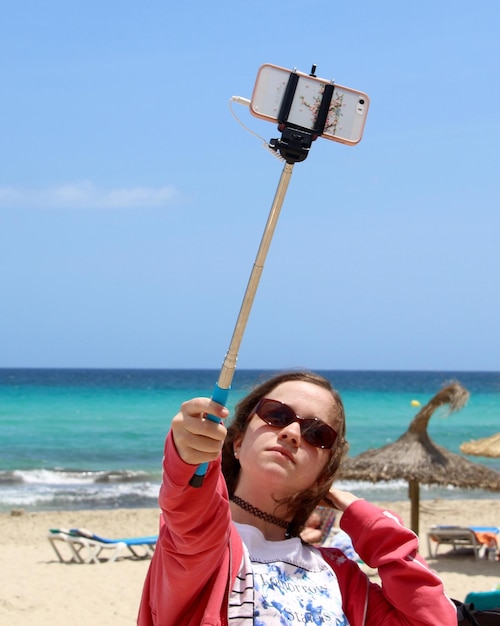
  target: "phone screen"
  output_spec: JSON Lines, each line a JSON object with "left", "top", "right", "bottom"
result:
{"left": 250, "top": 64, "right": 369, "bottom": 145}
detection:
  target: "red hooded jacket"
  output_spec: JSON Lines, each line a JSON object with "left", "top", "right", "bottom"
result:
{"left": 138, "top": 433, "right": 457, "bottom": 625}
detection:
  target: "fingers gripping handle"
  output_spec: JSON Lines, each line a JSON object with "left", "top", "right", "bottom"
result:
{"left": 189, "top": 383, "right": 230, "bottom": 488}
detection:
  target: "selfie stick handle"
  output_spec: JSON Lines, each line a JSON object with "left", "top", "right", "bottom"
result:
{"left": 189, "top": 161, "right": 295, "bottom": 487}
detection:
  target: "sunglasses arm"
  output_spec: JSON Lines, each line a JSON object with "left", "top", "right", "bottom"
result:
{"left": 189, "top": 162, "right": 295, "bottom": 488}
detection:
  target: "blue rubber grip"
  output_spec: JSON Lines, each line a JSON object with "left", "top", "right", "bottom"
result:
{"left": 189, "top": 383, "right": 230, "bottom": 487}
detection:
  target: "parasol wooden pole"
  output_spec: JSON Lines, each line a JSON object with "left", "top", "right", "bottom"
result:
{"left": 409, "top": 479, "right": 420, "bottom": 537}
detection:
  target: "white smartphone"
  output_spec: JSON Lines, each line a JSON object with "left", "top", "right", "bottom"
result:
{"left": 250, "top": 63, "right": 369, "bottom": 146}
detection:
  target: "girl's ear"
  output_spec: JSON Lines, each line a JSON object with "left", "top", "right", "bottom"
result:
{"left": 233, "top": 438, "right": 241, "bottom": 458}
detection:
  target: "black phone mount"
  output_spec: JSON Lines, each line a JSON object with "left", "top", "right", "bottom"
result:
{"left": 269, "top": 65, "right": 334, "bottom": 164}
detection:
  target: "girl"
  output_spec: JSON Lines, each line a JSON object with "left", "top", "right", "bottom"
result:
{"left": 138, "top": 371, "right": 456, "bottom": 625}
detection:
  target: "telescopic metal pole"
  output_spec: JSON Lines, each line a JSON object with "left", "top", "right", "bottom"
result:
{"left": 217, "top": 160, "right": 294, "bottom": 389}
{"left": 189, "top": 161, "right": 295, "bottom": 487}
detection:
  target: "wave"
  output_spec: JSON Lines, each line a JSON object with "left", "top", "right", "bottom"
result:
{"left": 0, "top": 468, "right": 164, "bottom": 512}
{"left": 335, "top": 478, "right": 498, "bottom": 502}
{"left": 0, "top": 468, "right": 155, "bottom": 486}
{"left": 0, "top": 481, "right": 161, "bottom": 513}
{"left": 1, "top": 471, "right": 496, "bottom": 514}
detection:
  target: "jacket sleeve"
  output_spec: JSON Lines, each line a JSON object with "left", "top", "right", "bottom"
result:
{"left": 324, "top": 500, "right": 457, "bottom": 626}
{"left": 138, "top": 431, "right": 232, "bottom": 626}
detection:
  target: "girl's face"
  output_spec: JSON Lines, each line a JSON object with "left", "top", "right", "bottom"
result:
{"left": 233, "top": 380, "right": 341, "bottom": 499}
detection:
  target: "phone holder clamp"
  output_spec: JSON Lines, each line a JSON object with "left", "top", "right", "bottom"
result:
{"left": 268, "top": 68, "right": 334, "bottom": 164}
{"left": 269, "top": 127, "right": 314, "bottom": 164}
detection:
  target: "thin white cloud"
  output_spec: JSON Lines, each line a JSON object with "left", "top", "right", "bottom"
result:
{"left": 0, "top": 181, "right": 180, "bottom": 209}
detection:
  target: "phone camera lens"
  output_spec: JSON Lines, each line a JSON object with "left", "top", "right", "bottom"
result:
{"left": 359, "top": 99, "right": 365, "bottom": 105}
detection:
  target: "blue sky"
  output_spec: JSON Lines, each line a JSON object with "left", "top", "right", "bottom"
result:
{"left": 1, "top": 0, "right": 499, "bottom": 371}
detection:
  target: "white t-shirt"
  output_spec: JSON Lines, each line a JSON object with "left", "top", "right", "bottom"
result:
{"left": 229, "top": 523, "right": 349, "bottom": 625}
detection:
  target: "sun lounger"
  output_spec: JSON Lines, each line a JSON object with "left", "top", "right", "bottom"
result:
{"left": 48, "top": 528, "right": 157, "bottom": 564}
{"left": 426, "top": 525, "right": 499, "bottom": 560}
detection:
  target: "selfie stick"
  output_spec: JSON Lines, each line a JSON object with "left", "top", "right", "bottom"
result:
{"left": 190, "top": 68, "right": 333, "bottom": 487}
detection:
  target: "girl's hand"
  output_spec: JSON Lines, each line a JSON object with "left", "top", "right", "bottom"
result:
{"left": 325, "top": 487, "right": 361, "bottom": 512}
{"left": 171, "top": 398, "right": 229, "bottom": 465}
{"left": 301, "top": 525, "right": 323, "bottom": 545}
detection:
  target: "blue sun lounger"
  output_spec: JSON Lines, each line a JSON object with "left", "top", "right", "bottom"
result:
{"left": 48, "top": 527, "right": 157, "bottom": 563}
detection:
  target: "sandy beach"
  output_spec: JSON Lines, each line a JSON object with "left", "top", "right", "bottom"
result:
{"left": 1, "top": 499, "right": 499, "bottom": 625}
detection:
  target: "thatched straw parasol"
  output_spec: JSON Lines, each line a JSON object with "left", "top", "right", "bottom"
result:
{"left": 460, "top": 432, "right": 500, "bottom": 458}
{"left": 339, "top": 382, "right": 500, "bottom": 536}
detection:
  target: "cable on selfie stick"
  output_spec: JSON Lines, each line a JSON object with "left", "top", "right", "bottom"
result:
{"left": 229, "top": 96, "right": 285, "bottom": 162}
{"left": 189, "top": 68, "right": 334, "bottom": 488}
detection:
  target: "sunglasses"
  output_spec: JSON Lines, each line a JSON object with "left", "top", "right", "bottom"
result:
{"left": 253, "top": 398, "right": 338, "bottom": 449}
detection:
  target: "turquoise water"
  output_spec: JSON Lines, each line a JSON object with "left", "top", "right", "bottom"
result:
{"left": 1, "top": 368, "right": 499, "bottom": 512}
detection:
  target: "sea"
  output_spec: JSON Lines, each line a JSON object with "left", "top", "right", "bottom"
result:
{"left": 1, "top": 368, "right": 499, "bottom": 513}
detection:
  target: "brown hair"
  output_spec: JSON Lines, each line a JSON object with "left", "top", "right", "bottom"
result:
{"left": 221, "top": 370, "right": 348, "bottom": 537}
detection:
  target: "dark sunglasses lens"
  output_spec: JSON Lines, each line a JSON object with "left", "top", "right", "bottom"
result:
{"left": 301, "top": 420, "right": 337, "bottom": 449}
{"left": 259, "top": 401, "right": 294, "bottom": 427}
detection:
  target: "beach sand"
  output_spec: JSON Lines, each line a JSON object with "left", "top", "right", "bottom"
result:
{"left": 1, "top": 499, "right": 499, "bottom": 625}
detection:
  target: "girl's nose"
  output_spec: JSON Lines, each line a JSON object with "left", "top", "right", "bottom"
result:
{"left": 278, "top": 421, "right": 301, "bottom": 447}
